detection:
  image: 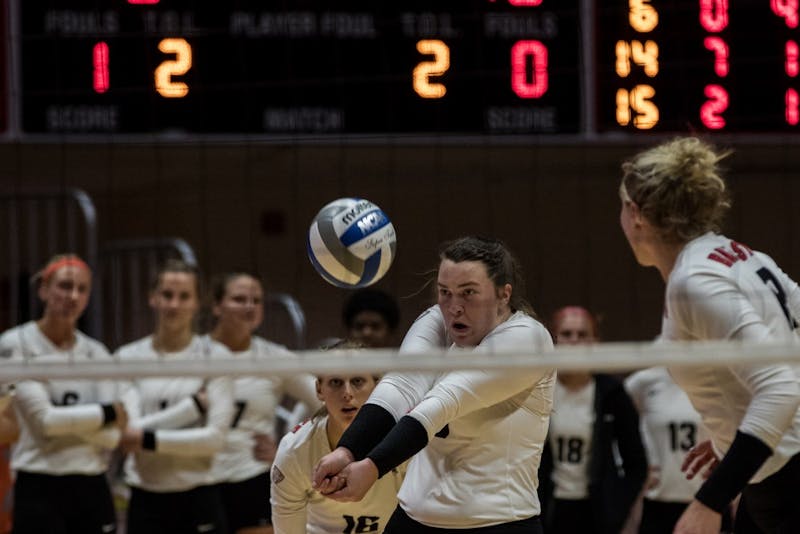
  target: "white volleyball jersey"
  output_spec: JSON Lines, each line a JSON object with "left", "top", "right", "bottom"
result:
{"left": 271, "top": 416, "right": 403, "bottom": 534}
{"left": 549, "top": 380, "right": 595, "bottom": 499}
{"left": 208, "top": 335, "right": 319, "bottom": 484}
{"left": 0, "top": 321, "right": 120, "bottom": 475}
{"left": 625, "top": 367, "right": 703, "bottom": 502}
{"left": 368, "top": 307, "right": 556, "bottom": 529}
{"left": 117, "top": 335, "right": 234, "bottom": 492}
{"left": 661, "top": 232, "right": 800, "bottom": 483}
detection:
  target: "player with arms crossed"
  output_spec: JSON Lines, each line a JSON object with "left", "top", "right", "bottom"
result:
{"left": 619, "top": 137, "right": 800, "bottom": 533}
{"left": 0, "top": 254, "right": 125, "bottom": 534}
{"left": 313, "top": 236, "right": 556, "bottom": 533}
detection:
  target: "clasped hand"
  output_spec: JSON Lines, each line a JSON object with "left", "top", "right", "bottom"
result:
{"left": 311, "top": 447, "right": 379, "bottom": 502}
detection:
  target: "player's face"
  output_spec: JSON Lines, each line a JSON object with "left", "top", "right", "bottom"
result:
{"left": 317, "top": 374, "right": 377, "bottom": 428}
{"left": 437, "top": 259, "right": 512, "bottom": 348}
{"left": 149, "top": 272, "right": 199, "bottom": 333}
{"left": 349, "top": 310, "right": 391, "bottom": 348}
{"left": 553, "top": 310, "right": 596, "bottom": 345}
{"left": 214, "top": 275, "right": 264, "bottom": 334}
{"left": 39, "top": 266, "right": 92, "bottom": 325}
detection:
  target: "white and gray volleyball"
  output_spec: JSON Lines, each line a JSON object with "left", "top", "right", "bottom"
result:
{"left": 307, "top": 198, "right": 397, "bottom": 288}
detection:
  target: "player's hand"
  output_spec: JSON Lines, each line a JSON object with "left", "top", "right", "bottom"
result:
{"left": 682, "top": 440, "right": 719, "bottom": 480}
{"left": 645, "top": 466, "right": 662, "bottom": 490}
{"left": 323, "top": 458, "right": 379, "bottom": 503}
{"left": 119, "top": 427, "right": 143, "bottom": 454}
{"left": 252, "top": 432, "right": 277, "bottom": 463}
{"left": 312, "top": 447, "right": 354, "bottom": 494}
{"left": 673, "top": 499, "right": 722, "bottom": 534}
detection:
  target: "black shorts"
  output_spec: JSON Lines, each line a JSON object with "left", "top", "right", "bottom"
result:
{"left": 639, "top": 499, "right": 689, "bottom": 534}
{"left": 12, "top": 470, "right": 117, "bottom": 534}
{"left": 217, "top": 471, "right": 271, "bottom": 532}
{"left": 127, "top": 484, "right": 228, "bottom": 534}
{"left": 384, "top": 505, "right": 543, "bottom": 534}
{"left": 735, "top": 452, "right": 800, "bottom": 534}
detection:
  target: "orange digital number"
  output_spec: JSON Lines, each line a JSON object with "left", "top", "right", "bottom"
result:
{"left": 629, "top": 0, "right": 659, "bottom": 32}
{"left": 615, "top": 40, "right": 659, "bottom": 77}
{"left": 413, "top": 40, "right": 450, "bottom": 99}
{"left": 616, "top": 85, "right": 658, "bottom": 129}
{"left": 155, "top": 38, "right": 192, "bottom": 98}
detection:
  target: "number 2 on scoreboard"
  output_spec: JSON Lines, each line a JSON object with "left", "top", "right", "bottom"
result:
{"left": 155, "top": 38, "right": 192, "bottom": 98}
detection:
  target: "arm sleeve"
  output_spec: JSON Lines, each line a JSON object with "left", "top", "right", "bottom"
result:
{"left": 137, "top": 397, "right": 203, "bottom": 430}
{"left": 270, "top": 441, "right": 309, "bottom": 534}
{"left": 80, "top": 426, "right": 121, "bottom": 449}
{"left": 360, "top": 305, "right": 445, "bottom": 422}
{"left": 152, "top": 376, "right": 234, "bottom": 456}
{"left": 13, "top": 380, "right": 105, "bottom": 437}
{"left": 407, "top": 322, "right": 554, "bottom": 439}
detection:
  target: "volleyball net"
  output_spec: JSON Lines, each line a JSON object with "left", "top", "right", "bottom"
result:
{"left": 3, "top": 340, "right": 800, "bottom": 382}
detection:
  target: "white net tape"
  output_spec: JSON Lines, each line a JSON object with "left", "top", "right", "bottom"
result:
{"left": 3, "top": 340, "right": 800, "bottom": 381}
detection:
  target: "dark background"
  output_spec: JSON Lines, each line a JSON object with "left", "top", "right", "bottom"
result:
{"left": 1, "top": 140, "right": 798, "bottom": 347}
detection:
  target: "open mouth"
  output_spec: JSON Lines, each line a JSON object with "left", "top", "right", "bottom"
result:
{"left": 451, "top": 322, "right": 469, "bottom": 334}
{"left": 341, "top": 406, "right": 358, "bottom": 414}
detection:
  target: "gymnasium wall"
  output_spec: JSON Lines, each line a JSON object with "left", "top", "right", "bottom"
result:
{"left": 1, "top": 141, "right": 798, "bottom": 347}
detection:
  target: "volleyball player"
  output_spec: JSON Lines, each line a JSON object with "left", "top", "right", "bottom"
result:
{"left": 270, "top": 341, "right": 403, "bottom": 534}
{"left": 207, "top": 272, "right": 319, "bottom": 534}
{"left": 0, "top": 254, "right": 124, "bottom": 534}
{"left": 619, "top": 136, "right": 800, "bottom": 533}
{"left": 116, "top": 259, "right": 234, "bottom": 534}
{"left": 538, "top": 306, "right": 647, "bottom": 534}
{"left": 312, "top": 236, "right": 556, "bottom": 533}
{"left": 625, "top": 366, "right": 710, "bottom": 534}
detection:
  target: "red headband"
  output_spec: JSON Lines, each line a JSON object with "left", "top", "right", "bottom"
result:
{"left": 41, "top": 257, "right": 91, "bottom": 284}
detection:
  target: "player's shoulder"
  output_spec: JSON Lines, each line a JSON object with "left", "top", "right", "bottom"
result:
{"left": 251, "top": 336, "right": 294, "bottom": 359}
{"left": 489, "top": 312, "right": 553, "bottom": 348}
{"left": 75, "top": 330, "right": 111, "bottom": 357}
{"left": 114, "top": 336, "right": 153, "bottom": 359}
{"left": 275, "top": 416, "right": 324, "bottom": 464}
{"left": 624, "top": 366, "right": 666, "bottom": 393}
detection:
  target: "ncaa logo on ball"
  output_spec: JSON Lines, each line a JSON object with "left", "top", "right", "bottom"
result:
{"left": 307, "top": 198, "right": 397, "bottom": 288}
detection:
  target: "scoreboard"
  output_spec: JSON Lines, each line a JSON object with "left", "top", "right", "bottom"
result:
{"left": 15, "top": 0, "right": 800, "bottom": 137}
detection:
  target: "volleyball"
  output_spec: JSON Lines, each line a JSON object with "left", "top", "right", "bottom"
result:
{"left": 307, "top": 198, "right": 397, "bottom": 288}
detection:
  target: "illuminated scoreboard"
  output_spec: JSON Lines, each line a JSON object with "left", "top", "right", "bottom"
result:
{"left": 20, "top": 0, "right": 582, "bottom": 135}
{"left": 16, "top": 1, "right": 800, "bottom": 136}
{"left": 597, "top": 0, "right": 800, "bottom": 132}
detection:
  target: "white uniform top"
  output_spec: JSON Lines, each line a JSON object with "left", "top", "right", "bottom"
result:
{"left": 271, "top": 416, "right": 404, "bottom": 534}
{"left": 209, "top": 335, "right": 319, "bottom": 484}
{"left": 661, "top": 232, "right": 800, "bottom": 483}
{"left": 625, "top": 367, "right": 703, "bottom": 502}
{"left": 0, "top": 321, "right": 120, "bottom": 475}
{"left": 549, "top": 380, "right": 595, "bottom": 500}
{"left": 117, "top": 335, "right": 234, "bottom": 492}
{"left": 368, "top": 305, "right": 556, "bottom": 529}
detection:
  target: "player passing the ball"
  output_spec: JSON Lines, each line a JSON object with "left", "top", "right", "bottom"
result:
{"left": 312, "top": 236, "right": 556, "bottom": 533}
{"left": 619, "top": 136, "right": 800, "bottom": 533}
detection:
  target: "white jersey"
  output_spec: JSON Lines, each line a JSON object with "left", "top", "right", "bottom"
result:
{"left": 0, "top": 321, "right": 120, "bottom": 475}
{"left": 368, "top": 306, "right": 556, "bottom": 529}
{"left": 116, "top": 335, "right": 234, "bottom": 492}
{"left": 209, "top": 335, "right": 319, "bottom": 484}
{"left": 271, "top": 416, "right": 403, "bottom": 534}
{"left": 625, "top": 367, "right": 703, "bottom": 502}
{"left": 549, "top": 380, "right": 595, "bottom": 499}
{"left": 661, "top": 232, "right": 800, "bottom": 483}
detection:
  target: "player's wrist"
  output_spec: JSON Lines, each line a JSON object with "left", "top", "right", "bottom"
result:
{"left": 335, "top": 446, "right": 355, "bottom": 463}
